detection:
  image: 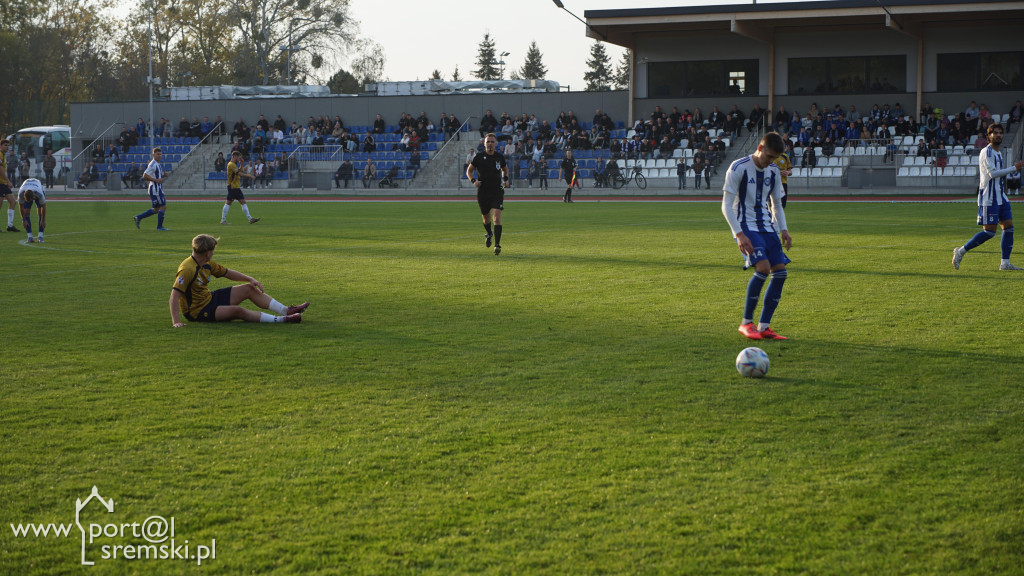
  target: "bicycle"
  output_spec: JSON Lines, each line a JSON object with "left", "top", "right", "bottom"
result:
{"left": 610, "top": 163, "right": 647, "bottom": 190}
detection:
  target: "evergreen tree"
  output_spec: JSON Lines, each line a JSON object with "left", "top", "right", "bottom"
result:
{"left": 451, "top": 65, "right": 463, "bottom": 82}
{"left": 429, "top": 69, "right": 443, "bottom": 80}
{"left": 518, "top": 40, "right": 548, "bottom": 80}
{"left": 613, "top": 49, "right": 631, "bottom": 90}
{"left": 473, "top": 32, "right": 499, "bottom": 80}
{"left": 583, "top": 41, "right": 613, "bottom": 91}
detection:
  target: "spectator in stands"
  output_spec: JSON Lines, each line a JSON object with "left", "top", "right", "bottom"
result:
{"left": 189, "top": 117, "right": 201, "bottom": 138}
{"left": 417, "top": 111, "right": 432, "bottom": 132}
{"left": 42, "top": 149, "right": 57, "bottom": 189}
{"left": 821, "top": 137, "right": 835, "bottom": 158}
{"left": 107, "top": 143, "right": 120, "bottom": 163}
{"left": 447, "top": 113, "right": 461, "bottom": 141}
{"left": 936, "top": 121, "right": 950, "bottom": 146}
{"left": 273, "top": 115, "right": 286, "bottom": 134}
{"left": 964, "top": 100, "right": 980, "bottom": 132}
{"left": 136, "top": 118, "right": 147, "bottom": 138}
{"left": 536, "top": 157, "right": 549, "bottom": 190}
{"left": 362, "top": 133, "right": 375, "bottom": 153}
{"left": 916, "top": 137, "right": 930, "bottom": 158}
{"left": 334, "top": 159, "right": 354, "bottom": 188}
{"left": 154, "top": 118, "right": 166, "bottom": 138}
{"left": 408, "top": 150, "right": 422, "bottom": 177}
{"left": 122, "top": 162, "right": 141, "bottom": 189}
{"left": 231, "top": 118, "right": 247, "bottom": 143}
{"left": 327, "top": 122, "right": 344, "bottom": 144}
{"left": 882, "top": 135, "right": 897, "bottom": 164}
{"left": 950, "top": 120, "right": 969, "bottom": 146}
{"left": 499, "top": 119, "right": 515, "bottom": 142}
{"left": 479, "top": 110, "right": 498, "bottom": 136}
{"left": 932, "top": 143, "right": 948, "bottom": 174}
{"left": 858, "top": 123, "right": 872, "bottom": 142}
{"left": 802, "top": 145, "right": 816, "bottom": 169}
{"left": 175, "top": 117, "right": 189, "bottom": 138}
{"left": 691, "top": 153, "right": 705, "bottom": 190}
{"left": 90, "top": 144, "right": 105, "bottom": 165}
{"left": 974, "top": 131, "right": 988, "bottom": 150}
{"left": 747, "top": 104, "right": 765, "bottom": 133}
{"left": 362, "top": 158, "right": 376, "bottom": 188}
{"left": 276, "top": 154, "right": 288, "bottom": 175}
{"left": 214, "top": 152, "right": 226, "bottom": 173}
{"left": 372, "top": 114, "right": 386, "bottom": 134}
{"left": 708, "top": 106, "right": 726, "bottom": 129}
{"left": 213, "top": 116, "right": 225, "bottom": 143}
{"left": 271, "top": 125, "right": 285, "bottom": 144}
{"left": 78, "top": 161, "right": 98, "bottom": 188}
{"left": 1007, "top": 100, "right": 1023, "bottom": 126}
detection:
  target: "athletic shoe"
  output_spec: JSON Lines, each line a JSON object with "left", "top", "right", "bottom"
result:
{"left": 759, "top": 327, "right": 789, "bottom": 340}
{"left": 999, "top": 262, "right": 1024, "bottom": 270}
{"left": 286, "top": 302, "right": 310, "bottom": 315}
{"left": 156, "top": 227, "right": 170, "bottom": 231}
{"left": 494, "top": 244, "right": 501, "bottom": 256}
{"left": 738, "top": 323, "right": 762, "bottom": 340}
{"left": 220, "top": 220, "right": 231, "bottom": 225}
{"left": 37, "top": 238, "right": 44, "bottom": 243}
{"left": 485, "top": 233, "right": 493, "bottom": 248}
{"left": 952, "top": 246, "right": 965, "bottom": 270}
{"left": 133, "top": 216, "right": 140, "bottom": 230}
{"left": 7, "top": 226, "right": 20, "bottom": 232}
{"left": 27, "top": 237, "right": 35, "bottom": 243}
{"left": 249, "top": 217, "right": 261, "bottom": 224}
{"left": 283, "top": 313, "right": 302, "bottom": 323}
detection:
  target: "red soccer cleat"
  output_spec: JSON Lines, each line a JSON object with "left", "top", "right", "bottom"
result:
{"left": 286, "top": 302, "right": 310, "bottom": 315}
{"left": 738, "top": 323, "right": 762, "bottom": 340}
{"left": 759, "top": 327, "right": 789, "bottom": 340}
{"left": 282, "top": 313, "right": 302, "bottom": 323}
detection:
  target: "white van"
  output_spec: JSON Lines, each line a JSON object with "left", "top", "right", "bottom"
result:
{"left": 6, "top": 125, "right": 72, "bottom": 179}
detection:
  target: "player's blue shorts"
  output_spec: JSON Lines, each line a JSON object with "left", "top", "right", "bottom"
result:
{"left": 741, "top": 229, "right": 791, "bottom": 268}
{"left": 149, "top": 189, "right": 167, "bottom": 208}
{"left": 188, "top": 287, "right": 233, "bottom": 322}
{"left": 977, "top": 202, "right": 1012, "bottom": 225}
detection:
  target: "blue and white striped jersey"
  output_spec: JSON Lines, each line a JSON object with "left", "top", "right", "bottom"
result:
{"left": 978, "top": 145, "right": 1016, "bottom": 207}
{"left": 144, "top": 159, "right": 163, "bottom": 196}
{"left": 722, "top": 155, "right": 787, "bottom": 236}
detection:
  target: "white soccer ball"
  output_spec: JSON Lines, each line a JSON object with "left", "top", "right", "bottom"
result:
{"left": 736, "top": 347, "right": 770, "bottom": 378}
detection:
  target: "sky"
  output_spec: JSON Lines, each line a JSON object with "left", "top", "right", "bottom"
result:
{"left": 348, "top": 0, "right": 818, "bottom": 91}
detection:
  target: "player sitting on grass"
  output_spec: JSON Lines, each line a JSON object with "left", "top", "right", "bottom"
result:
{"left": 170, "top": 234, "right": 309, "bottom": 328}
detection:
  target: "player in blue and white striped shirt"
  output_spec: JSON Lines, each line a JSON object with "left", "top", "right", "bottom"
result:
{"left": 722, "top": 132, "right": 792, "bottom": 341}
{"left": 133, "top": 147, "right": 170, "bottom": 231}
{"left": 952, "top": 124, "right": 1024, "bottom": 270}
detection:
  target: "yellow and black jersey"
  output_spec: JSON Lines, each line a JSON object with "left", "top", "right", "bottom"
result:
{"left": 226, "top": 161, "right": 242, "bottom": 189}
{"left": 774, "top": 153, "right": 792, "bottom": 185}
{"left": 172, "top": 256, "right": 227, "bottom": 319}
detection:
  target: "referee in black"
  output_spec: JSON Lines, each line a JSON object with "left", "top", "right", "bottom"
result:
{"left": 467, "top": 133, "right": 510, "bottom": 255}
{"left": 559, "top": 149, "right": 578, "bottom": 203}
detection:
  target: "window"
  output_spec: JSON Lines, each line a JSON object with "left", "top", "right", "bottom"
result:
{"left": 938, "top": 52, "right": 1023, "bottom": 91}
{"left": 648, "top": 59, "right": 758, "bottom": 97}
{"left": 789, "top": 56, "right": 906, "bottom": 94}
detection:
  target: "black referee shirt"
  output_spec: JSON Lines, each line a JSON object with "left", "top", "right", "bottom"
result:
{"left": 471, "top": 151, "right": 507, "bottom": 189}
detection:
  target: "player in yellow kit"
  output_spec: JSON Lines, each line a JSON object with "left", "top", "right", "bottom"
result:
{"left": 221, "top": 151, "right": 261, "bottom": 225}
{"left": 0, "top": 139, "right": 22, "bottom": 232}
{"left": 170, "top": 234, "right": 308, "bottom": 327}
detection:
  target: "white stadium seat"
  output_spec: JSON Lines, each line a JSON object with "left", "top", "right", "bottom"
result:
{"left": 898, "top": 167, "right": 910, "bottom": 177}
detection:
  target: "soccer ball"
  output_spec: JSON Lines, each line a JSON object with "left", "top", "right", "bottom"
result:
{"left": 736, "top": 347, "right": 770, "bottom": 378}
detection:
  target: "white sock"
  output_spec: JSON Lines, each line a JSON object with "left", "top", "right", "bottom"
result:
{"left": 7, "top": 209, "right": 13, "bottom": 227}
{"left": 267, "top": 298, "right": 287, "bottom": 314}
{"left": 758, "top": 323, "right": 769, "bottom": 331}
{"left": 259, "top": 312, "right": 282, "bottom": 323}
{"left": 38, "top": 232, "right": 43, "bottom": 240}
{"left": 1002, "top": 258, "right": 1010, "bottom": 266}
{"left": 221, "top": 204, "right": 230, "bottom": 221}
{"left": 242, "top": 205, "right": 252, "bottom": 219}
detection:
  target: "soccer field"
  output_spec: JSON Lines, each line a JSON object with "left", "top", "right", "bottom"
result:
{"left": 3, "top": 199, "right": 1022, "bottom": 575}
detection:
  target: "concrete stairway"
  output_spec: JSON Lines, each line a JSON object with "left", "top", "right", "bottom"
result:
{"left": 165, "top": 141, "right": 236, "bottom": 190}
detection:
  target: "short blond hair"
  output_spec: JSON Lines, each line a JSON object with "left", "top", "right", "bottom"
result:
{"left": 192, "top": 234, "right": 219, "bottom": 253}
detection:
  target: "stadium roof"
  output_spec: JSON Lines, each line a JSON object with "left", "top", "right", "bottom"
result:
{"left": 583, "top": 0, "right": 1024, "bottom": 48}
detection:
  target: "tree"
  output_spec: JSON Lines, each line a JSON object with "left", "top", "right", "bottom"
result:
{"left": 518, "top": 40, "right": 548, "bottom": 80}
{"left": 473, "top": 32, "right": 499, "bottom": 81}
{"left": 349, "top": 39, "right": 387, "bottom": 87}
{"left": 613, "top": 49, "right": 631, "bottom": 90}
{"left": 429, "top": 69, "right": 443, "bottom": 80}
{"left": 225, "top": 0, "right": 356, "bottom": 85}
{"left": 451, "top": 65, "right": 463, "bottom": 82}
{"left": 583, "top": 41, "right": 613, "bottom": 91}
{"left": 328, "top": 68, "right": 361, "bottom": 94}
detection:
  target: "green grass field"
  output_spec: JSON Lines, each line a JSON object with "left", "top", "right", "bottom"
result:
{"left": 3, "top": 199, "right": 1022, "bottom": 575}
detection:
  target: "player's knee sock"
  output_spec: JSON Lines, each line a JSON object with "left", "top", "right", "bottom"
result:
{"left": 1001, "top": 227, "right": 1014, "bottom": 260}
{"left": 221, "top": 204, "right": 230, "bottom": 221}
{"left": 37, "top": 218, "right": 43, "bottom": 239}
{"left": 8, "top": 209, "right": 14, "bottom": 227}
{"left": 242, "top": 205, "right": 252, "bottom": 219}
{"left": 157, "top": 211, "right": 165, "bottom": 228}
{"left": 963, "top": 229, "right": 996, "bottom": 251}
{"left": 566, "top": 188, "right": 572, "bottom": 200}
{"left": 743, "top": 272, "right": 768, "bottom": 323}
{"left": 483, "top": 222, "right": 492, "bottom": 235}
{"left": 758, "top": 270, "right": 788, "bottom": 329}
{"left": 137, "top": 208, "right": 156, "bottom": 220}
{"left": 494, "top": 225, "right": 502, "bottom": 245}
{"left": 267, "top": 298, "right": 287, "bottom": 314}
{"left": 259, "top": 313, "right": 283, "bottom": 323}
